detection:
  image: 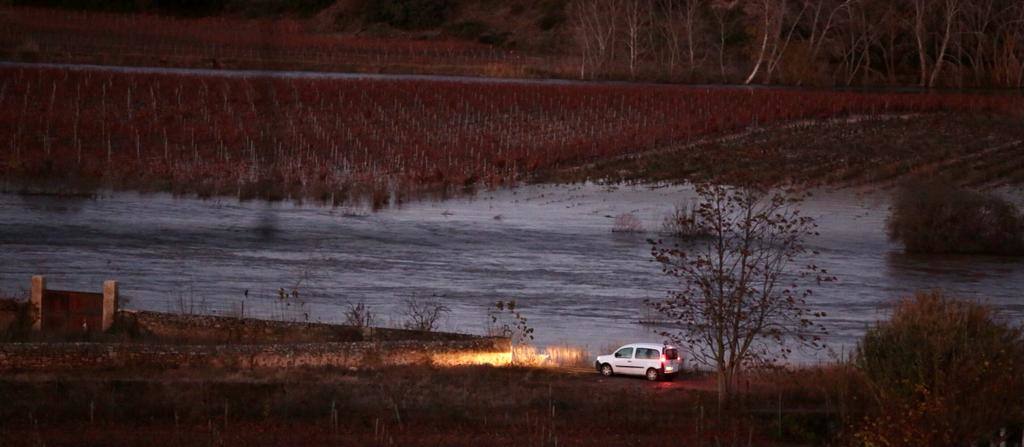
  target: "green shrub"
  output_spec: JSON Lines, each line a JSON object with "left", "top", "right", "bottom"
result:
{"left": 856, "top": 291, "right": 1024, "bottom": 446}
{"left": 887, "top": 181, "right": 1024, "bottom": 255}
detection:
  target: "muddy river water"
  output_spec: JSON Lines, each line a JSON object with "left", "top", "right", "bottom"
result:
{"left": 2, "top": 183, "right": 1022, "bottom": 362}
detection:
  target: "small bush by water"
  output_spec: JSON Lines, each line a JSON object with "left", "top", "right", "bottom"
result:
{"left": 887, "top": 181, "right": 1024, "bottom": 255}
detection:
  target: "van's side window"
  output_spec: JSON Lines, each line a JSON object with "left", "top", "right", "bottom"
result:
{"left": 614, "top": 348, "right": 634, "bottom": 359}
{"left": 636, "top": 348, "right": 658, "bottom": 359}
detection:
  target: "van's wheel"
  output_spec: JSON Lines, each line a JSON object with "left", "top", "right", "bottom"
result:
{"left": 646, "top": 368, "right": 660, "bottom": 381}
{"left": 600, "top": 363, "right": 614, "bottom": 377}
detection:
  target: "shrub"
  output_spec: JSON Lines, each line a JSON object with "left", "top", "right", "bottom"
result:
{"left": 11, "top": 0, "right": 333, "bottom": 16}
{"left": 226, "top": 0, "right": 337, "bottom": 17}
{"left": 363, "top": 0, "right": 453, "bottom": 30}
{"left": 343, "top": 301, "right": 375, "bottom": 328}
{"left": 444, "top": 21, "right": 488, "bottom": 40}
{"left": 611, "top": 212, "right": 644, "bottom": 233}
{"left": 855, "top": 291, "right": 1024, "bottom": 446}
{"left": 477, "top": 31, "right": 511, "bottom": 46}
{"left": 887, "top": 181, "right": 1024, "bottom": 255}
{"left": 660, "top": 202, "right": 710, "bottom": 239}
{"left": 537, "top": 3, "right": 566, "bottom": 32}
{"left": 0, "top": 298, "right": 33, "bottom": 342}
{"left": 11, "top": 0, "right": 144, "bottom": 13}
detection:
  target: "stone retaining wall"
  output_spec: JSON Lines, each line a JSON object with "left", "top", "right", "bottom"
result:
{"left": 117, "top": 310, "right": 480, "bottom": 344}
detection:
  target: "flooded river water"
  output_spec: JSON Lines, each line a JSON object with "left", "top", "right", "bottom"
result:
{"left": 2, "top": 183, "right": 1022, "bottom": 361}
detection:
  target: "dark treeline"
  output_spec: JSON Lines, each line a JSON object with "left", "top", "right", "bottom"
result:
{"left": 567, "top": 0, "right": 1024, "bottom": 88}
{"left": 9, "top": 0, "right": 334, "bottom": 17}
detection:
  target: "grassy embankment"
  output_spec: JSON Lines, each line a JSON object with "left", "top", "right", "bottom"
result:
{"left": 0, "top": 363, "right": 862, "bottom": 447}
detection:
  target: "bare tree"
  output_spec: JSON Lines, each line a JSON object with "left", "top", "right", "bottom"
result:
{"left": 930, "top": 0, "right": 962, "bottom": 87}
{"left": 343, "top": 301, "right": 375, "bottom": 328}
{"left": 648, "top": 183, "right": 832, "bottom": 401}
{"left": 400, "top": 297, "right": 450, "bottom": 332}
{"left": 711, "top": 0, "right": 742, "bottom": 81}
{"left": 912, "top": 0, "right": 962, "bottom": 87}
{"left": 569, "top": 0, "right": 620, "bottom": 79}
{"left": 623, "top": 0, "right": 654, "bottom": 79}
{"left": 683, "top": 0, "right": 707, "bottom": 75}
{"left": 1013, "top": 3, "right": 1024, "bottom": 88}
{"left": 567, "top": 0, "right": 1020, "bottom": 87}
{"left": 805, "top": 0, "right": 856, "bottom": 64}
{"left": 489, "top": 300, "right": 535, "bottom": 364}
{"left": 987, "top": 0, "right": 1024, "bottom": 87}
{"left": 797, "top": 0, "right": 858, "bottom": 84}
{"left": 658, "top": 0, "right": 685, "bottom": 77}
{"left": 744, "top": 0, "right": 799, "bottom": 84}
{"left": 834, "top": 0, "right": 881, "bottom": 85}
{"left": 660, "top": 0, "right": 708, "bottom": 78}
{"left": 765, "top": 1, "right": 809, "bottom": 83}
{"left": 956, "top": 0, "right": 998, "bottom": 85}
{"left": 874, "top": 0, "right": 906, "bottom": 84}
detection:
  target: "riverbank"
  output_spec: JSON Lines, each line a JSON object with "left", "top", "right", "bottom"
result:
{"left": 0, "top": 292, "right": 857, "bottom": 446}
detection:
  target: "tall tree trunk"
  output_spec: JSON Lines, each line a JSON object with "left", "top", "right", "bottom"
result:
{"left": 913, "top": 0, "right": 931, "bottom": 87}
{"left": 766, "top": 1, "right": 806, "bottom": 83}
{"left": 745, "top": 0, "right": 772, "bottom": 85}
{"left": 686, "top": 0, "right": 701, "bottom": 77}
{"left": 928, "top": 0, "right": 959, "bottom": 87}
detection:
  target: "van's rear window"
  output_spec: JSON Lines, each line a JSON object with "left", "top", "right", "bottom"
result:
{"left": 664, "top": 348, "right": 679, "bottom": 360}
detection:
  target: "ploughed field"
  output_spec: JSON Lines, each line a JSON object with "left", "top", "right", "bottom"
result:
{"left": 3, "top": 64, "right": 1023, "bottom": 204}
{"left": 557, "top": 113, "right": 1024, "bottom": 188}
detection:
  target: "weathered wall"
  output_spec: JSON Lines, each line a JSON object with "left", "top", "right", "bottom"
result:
{"left": 0, "top": 337, "right": 512, "bottom": 373}
{"left": 116, "top": 310, "right": 482, "bottom": 344}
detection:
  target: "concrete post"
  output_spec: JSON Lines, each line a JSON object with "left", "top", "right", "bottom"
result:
{"left": 102, "top": 280, "right": 118, "bottom": 331}
{"left": 30, "top": 275, "right": 45, "bottom": 331}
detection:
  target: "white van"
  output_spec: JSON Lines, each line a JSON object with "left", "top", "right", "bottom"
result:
{"left": 594, "top": 343, "right": 682, "bottom": 381}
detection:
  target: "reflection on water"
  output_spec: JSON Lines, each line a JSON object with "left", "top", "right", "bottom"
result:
{"left": 14, "top": 193, "right": 93, "bottom": 215}
{"left": 1, "top": 184, "right": 1022, "bottom": 361}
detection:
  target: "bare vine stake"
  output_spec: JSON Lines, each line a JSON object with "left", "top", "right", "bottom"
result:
{"left": 777, "top": 392, "right": 783, "bottom": 438}
{"left": 330, "top": 400, "right": 338, "bottom": 434}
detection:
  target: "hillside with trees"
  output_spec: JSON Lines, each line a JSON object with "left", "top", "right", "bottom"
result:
{"left": 6, "top": 0, "right": 1023, "bottom": 87}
